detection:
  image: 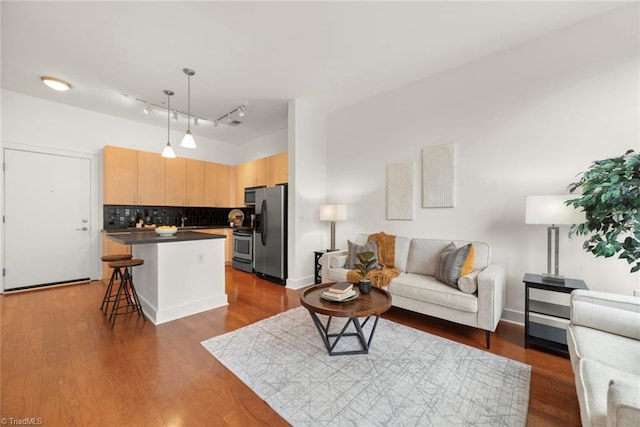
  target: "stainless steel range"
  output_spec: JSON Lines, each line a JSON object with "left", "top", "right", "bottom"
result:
{"left": 232, "top": 228, "right": 253, "bottom": 273}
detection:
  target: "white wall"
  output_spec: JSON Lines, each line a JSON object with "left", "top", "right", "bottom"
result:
{"left": 286, "top": 97, "right": 330, "bottom": 289}
{"left": 234, "top": 128, "right": 288, "bottom": 164}
{"left": 326, "top": 4, "right": 640, "bottom": 321}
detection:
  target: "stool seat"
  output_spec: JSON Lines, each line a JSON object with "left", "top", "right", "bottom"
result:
{"left": 108, "top": 259, "right": 144, "bottom": 269}
{"left": 101, "top": 254, "right": 132, "bottom": 262}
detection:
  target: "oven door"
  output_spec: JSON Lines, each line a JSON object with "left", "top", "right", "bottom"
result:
{"left": 232, "top": 232, "right": 253, "bottom": 262}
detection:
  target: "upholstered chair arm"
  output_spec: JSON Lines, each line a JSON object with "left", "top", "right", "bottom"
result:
{"left": 607, "top": 377, "right": 640, "bottom": 427}
{"left": 476, "top": 264, "right": 506, "bottom": 332}
{"left": 570, "top": 290, "right": 640, "bottom": 341}
{"left": 320, "top": 250, "right": 348, "bottom": 283}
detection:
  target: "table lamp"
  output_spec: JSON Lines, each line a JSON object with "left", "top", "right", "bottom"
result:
{"left": 525, "top": 195, "right": 585, "bottom": 283}
{"left": 320, "top": 204, "right": 347, "bottom": 251}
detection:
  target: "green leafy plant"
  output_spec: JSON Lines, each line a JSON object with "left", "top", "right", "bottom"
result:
{"left": 355, "top": 251, "right": 376, "bottom": 281}
{"left": 567, "top": 150, "right": 640, "bottom": 273}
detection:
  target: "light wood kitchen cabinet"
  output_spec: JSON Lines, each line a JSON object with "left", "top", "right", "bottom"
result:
{"left": 101, "top": 232, "right": 132, "bottom": 284}
{"left": 267, "top": 152, "right": 288, "bottom": 187}
{"left": 103, "top": 146, "right": 138, "bottom": 205}
{"left": 137, "top": 150, "right": 165, "bottom": 205}
{"left": 165, "top": 157, "right": 186, "bottom": 206}
{"left": 195, "top": 229, "right": 233, "bottom": 264}
{"left": 185, "top": 159, "right": 205, "bottom": 206}
{"left": 205, "top": 162, "right": 233, "bottom": 207}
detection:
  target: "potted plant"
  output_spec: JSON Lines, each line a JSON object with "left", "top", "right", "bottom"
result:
{"left": 567, "top": 150, "right": 640, "bottom": 273}
{"left": 355, "top": 251, "right": 377, "bottom": 294}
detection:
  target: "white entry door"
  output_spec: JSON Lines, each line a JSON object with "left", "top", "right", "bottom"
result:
{"left": 4, "top": 149, "right": 92, "bottom": 290}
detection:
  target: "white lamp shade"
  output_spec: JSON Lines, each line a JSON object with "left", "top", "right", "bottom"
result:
{"left": 181, "top": 130, "right": 197, "bottom": 149}
{"left": 525, "top": 195, "right": 585, "bottom": 225}
{"left": 320, "top": 204, "right": 347, "bottom": 221}
{"left": 161, "top": 142, "right": 176, "bottom": 159}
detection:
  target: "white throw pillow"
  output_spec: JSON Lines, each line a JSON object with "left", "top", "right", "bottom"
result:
{"left": 457, "top": 270, "right": 480, "bottom": 294}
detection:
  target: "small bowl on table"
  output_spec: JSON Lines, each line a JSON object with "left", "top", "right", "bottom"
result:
{"left": 155, "top": 226, "right": 177, "bottom": 236}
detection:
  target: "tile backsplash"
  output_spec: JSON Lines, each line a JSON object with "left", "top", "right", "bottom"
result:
{"left": 103, "top": 205, "right": 254, "bottom": 231}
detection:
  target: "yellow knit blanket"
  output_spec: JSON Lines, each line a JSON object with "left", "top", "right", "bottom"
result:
{"left": 347, "top": 232, "right": 401, "bottom": 288}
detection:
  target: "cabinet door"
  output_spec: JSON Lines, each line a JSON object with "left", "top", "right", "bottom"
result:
{"left": 217, "top": 164, "right": 232, "bottom": 207}
{"left": 204, "top": 162, "right": 219, "bottom": 207}
{"left": 101, "top": 233, "right": 132, "bottom": 284}
{"left": 137, "top": 151, "right": 165, "bottom": 205}
{"left": 234, "top": 162, "right": 252, "bottom": 207}
{"left": 103, "top": 146, "right": 138, "bottom": 205}
{"left": 267, "top": 152, "right": 288, "bottom": 186}
{"left": 185, "top": 159, "right": 205, "bottom": 207}
{"left": 165, "top": 157, "right": 186, "bottom": 206}
{"left": 253, "top": 157, "right": 268, "bottom": 186}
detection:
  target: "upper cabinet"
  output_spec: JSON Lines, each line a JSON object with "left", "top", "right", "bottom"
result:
{"left": 185, "top": 159, "right": 205, "bottom": 207}
{"left": 165, "top": 157, "right": 186, "bottom": 206}
{"left": 205, "top": 162, "right": 232, "bottom": 208}
{"left": 233, "top": 153, "right": 288, "bottom": 206}
{"left": 104, "top": 145, "right": 165, "bottom": 205}
{"left": 104, "top": 146, "right": 288, "bottom": 208}
{"left": 267, "top": 152, "right": 288, "bottom": 187}
{"left": 137, "top": 150, "right": 166, "bottom": 205}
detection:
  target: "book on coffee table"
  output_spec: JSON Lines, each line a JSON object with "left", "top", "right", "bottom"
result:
{"left": 321, "top": 288, "right": 357, "bottom": 302}
{"left": 328, "top": 282, "right": 353, "bottom": 294}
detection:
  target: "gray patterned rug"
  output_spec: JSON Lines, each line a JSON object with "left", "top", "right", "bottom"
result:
{"left": 201, "top": 307, "right": 531, "bottom": 426}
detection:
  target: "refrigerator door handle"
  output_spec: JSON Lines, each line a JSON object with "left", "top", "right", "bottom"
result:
{"left": 261, "top": 199, "right": 267, "bottom": 246}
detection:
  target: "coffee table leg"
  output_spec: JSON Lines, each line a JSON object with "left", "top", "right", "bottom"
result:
{"left": 306, "top": 310, "right": 381, "bottom": 356}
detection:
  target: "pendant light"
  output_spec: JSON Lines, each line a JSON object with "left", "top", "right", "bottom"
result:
{"left": 180, "top": 68, "right": 197, "bottom": 149}
{"left": 161, "top": 90, "right": 176, "bottom": 158}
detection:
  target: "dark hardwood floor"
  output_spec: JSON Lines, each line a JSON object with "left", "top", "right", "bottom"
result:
{"left": 1, "top": 267, "right": 581, "bottom": 426}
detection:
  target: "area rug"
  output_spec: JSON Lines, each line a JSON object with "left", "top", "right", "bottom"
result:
{"left": 201, "top": 307, "right": 531, "bottom": 426}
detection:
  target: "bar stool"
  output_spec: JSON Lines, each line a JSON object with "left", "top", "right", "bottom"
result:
{"left": 108, "top": 258, "right": 145, "bottom": 328}
{"left": 100, "top": 254, "right": 132, "bottom": 315}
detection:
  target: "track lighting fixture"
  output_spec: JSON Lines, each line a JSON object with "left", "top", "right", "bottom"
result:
{"left": 143, "top": 103, "right": 153, "bottom": 114}
{"left": 193, "top": 117, "right": 199, "bottom": 126}
{"left": 180, "top": 68, "right": 197, "bottom": 149}
{"left": 161, "top": 90, "right": 176, "bottom": 159}
{"left": 238, "top": 106, "right": 245, "bottom": 117}
{"left": 172, "top": 111, "right": 178, "bottom": 121}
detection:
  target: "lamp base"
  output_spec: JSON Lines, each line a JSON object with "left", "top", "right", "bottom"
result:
{"left": 541, "top": 273, "right": 565, "bottom": 284}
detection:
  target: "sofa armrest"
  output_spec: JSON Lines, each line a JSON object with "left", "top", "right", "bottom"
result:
{"left": 608, "top": 378, "right": 640, "bottom": 427}
{"left": 320, "top": 250, "right": 348, "bottom": 283}
{"left": 570, "top": 290, "right": 640, "bottom": 340}
{"left": 476, "top": 264, "right": 506, "bottom": 332}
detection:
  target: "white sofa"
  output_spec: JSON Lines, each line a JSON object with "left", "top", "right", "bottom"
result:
{"left": 321, "top": 233, "right": 506, "bottom": 348}
{"left": 567, "top": 290, "right": 640, "bottom": 427}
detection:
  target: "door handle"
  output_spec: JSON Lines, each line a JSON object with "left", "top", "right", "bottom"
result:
{"left": 76, "top": 226, "right": 89, "bottom": 231}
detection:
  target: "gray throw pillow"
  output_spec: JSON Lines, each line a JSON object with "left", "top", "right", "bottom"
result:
{"left": 345, "top": 239, "right": 380, "bottom": 270}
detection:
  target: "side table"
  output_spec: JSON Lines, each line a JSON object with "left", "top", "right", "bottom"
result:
{"left": 313, "top": 249, "right": 339, "bottom": 284}
{"left": 523, "top": 273, "right": 588, "bottom": 357}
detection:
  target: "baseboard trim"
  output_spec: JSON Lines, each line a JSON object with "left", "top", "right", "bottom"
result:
{"left": 286, "top": 275, "right": 315, "bottom": 290}
{"left": 502, "top": 308, "right": 524, "bottom": 326}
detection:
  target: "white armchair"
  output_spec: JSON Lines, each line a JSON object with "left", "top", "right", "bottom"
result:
{"left": 567, "top": 290, "right": 640, "bottom": 427}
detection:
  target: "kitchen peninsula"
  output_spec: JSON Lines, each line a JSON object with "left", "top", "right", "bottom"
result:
{"left": 106, "top": 231, "right": 227, "bottom": 324}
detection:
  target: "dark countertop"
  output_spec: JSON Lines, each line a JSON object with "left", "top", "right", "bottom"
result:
{"left": 104, "top": 225, "right": 234, "bottom": 233}
{"left": 106, "top": 230, "right": 227, "bottom": 245}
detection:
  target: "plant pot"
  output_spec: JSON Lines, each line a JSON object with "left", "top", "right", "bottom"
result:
{"left": 358, "top": 280, "right": 372, "bottom": 294}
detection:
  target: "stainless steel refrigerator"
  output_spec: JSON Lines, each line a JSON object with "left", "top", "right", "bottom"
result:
{"left": 253, "top": 184, "right": 287, "bottom": 284}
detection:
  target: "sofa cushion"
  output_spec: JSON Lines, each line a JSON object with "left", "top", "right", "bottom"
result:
{"left": 345, "top": 239, "right": 379, "bottom": 270}
{"left": 435, "top": 243, "right": 475, "bottom": 287}
{"left": 406, "top": 239, "right": 449, "bottom": 276}
{"left": 567, "top": 324, "right": 640, "bottom": 376}
{"left": 389, "top": 273, "right": 478, "bottom": 313}
{"left": 574, "top": 359, "right": 639, "bottom": 427}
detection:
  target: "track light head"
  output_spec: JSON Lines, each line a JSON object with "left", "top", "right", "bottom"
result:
{"left": 143, "top": 103, "right": 153, "bottom": 114}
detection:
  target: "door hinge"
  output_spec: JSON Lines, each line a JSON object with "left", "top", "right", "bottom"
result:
{"left": 2, "top": 268, "right": 5, "bottom": 277}
{"left": 2, "top": 162, "right": 5, "bottom": 171}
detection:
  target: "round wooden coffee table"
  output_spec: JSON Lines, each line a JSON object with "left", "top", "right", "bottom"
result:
{"left": 300, "top": 283, "right": 392, "bottom": 356}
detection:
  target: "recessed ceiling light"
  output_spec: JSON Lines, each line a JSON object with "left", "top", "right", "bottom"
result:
{"left": 41, "top": 76, "right": 71, "bottom": 91}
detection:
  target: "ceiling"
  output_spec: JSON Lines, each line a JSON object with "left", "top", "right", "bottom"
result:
{"left": 1, "top": 1, "right": 627, "bottom": 145}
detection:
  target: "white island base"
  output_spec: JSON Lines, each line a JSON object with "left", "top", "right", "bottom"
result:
{"left": 131, "top": 238, "right": 228, "bottom": 325}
